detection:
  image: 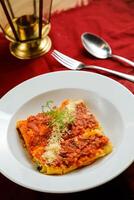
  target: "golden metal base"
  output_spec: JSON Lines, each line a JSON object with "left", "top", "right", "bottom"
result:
{"left": 9, "top": 36, "right": 52, "bottom": 59}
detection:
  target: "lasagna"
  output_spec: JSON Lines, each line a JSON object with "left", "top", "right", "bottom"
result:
{"left": 16, "top": 99, "right": 112, "bottom": 175}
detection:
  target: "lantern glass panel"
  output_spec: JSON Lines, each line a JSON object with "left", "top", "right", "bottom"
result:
{"left": 43, "top": 0, "right": 52, "bottom": 23}
{"left": 9, "top": 0, "right": 34, "bottom": 17}
{"left": 0, "top": 3, "right": 9, "bottom": 33}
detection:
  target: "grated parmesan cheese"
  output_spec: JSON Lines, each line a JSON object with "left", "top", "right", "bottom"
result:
{"left": 42, "top": 100, "right": 83, "bottom": 164}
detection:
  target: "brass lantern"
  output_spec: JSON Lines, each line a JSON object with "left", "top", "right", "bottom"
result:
{"left": 0, "top": 0, "right": 53, "bottom": 59}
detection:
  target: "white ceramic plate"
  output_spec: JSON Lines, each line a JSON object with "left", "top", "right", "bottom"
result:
{"left": 0, "top": 71, "right": 134, "bottom": 193}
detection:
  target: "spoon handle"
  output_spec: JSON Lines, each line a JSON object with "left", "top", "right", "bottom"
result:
{"left": 86, "top": 65, "right": 134, "bottom": 82}
{"left": 112, "top": 54, "right": 134, "bottom": 67}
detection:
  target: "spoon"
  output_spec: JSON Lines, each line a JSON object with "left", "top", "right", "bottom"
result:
{"left": 81, "top": 32, "right": 134, "bottom": 67}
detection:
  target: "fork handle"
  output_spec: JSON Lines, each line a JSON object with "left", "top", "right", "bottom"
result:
{"left": 86, "top": 65, "right": 134, "bottom": 82}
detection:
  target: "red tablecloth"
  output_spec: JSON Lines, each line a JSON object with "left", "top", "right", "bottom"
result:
{"left": 0, "top": 0, "right": 134, "bottom": 199}
{"left": 0, "top": 0, "right": 134, "bottom": 97}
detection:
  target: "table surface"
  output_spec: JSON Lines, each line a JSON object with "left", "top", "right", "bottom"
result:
{"left": 0, "top": 0, "right": 134, "bottom": 199}
{"left": 0, "top": 163, "right": 134, "bottom": 199}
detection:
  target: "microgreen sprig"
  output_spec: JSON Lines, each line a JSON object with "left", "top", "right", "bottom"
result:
{"left": 42, "top": 100, "right": 74, "bottom": 132}
{"left": 41, "top": 100, "right": 54, "bottom": 113}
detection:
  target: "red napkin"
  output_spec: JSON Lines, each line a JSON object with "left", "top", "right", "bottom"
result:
{"left": 0, "top": 0, "right": 134, "bottom": 97}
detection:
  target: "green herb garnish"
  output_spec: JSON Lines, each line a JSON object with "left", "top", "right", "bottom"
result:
{"left": 41, "top": 100, "right": 54, "bottom": 112}
{"left": 42, "top": 100, "right": 74, "bottom": 132}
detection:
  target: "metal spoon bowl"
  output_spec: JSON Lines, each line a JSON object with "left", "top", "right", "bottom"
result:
{"left": 81, "top": 32, "right": 134, "bottom": 67}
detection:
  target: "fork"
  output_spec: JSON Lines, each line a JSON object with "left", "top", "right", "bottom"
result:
{"left": 51, "top": 50, "right": 134, "bottom": 82}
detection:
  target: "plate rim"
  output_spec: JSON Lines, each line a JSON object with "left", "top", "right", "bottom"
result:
{"left": 1, "top": 70, "right": 133, "bottom": 101}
